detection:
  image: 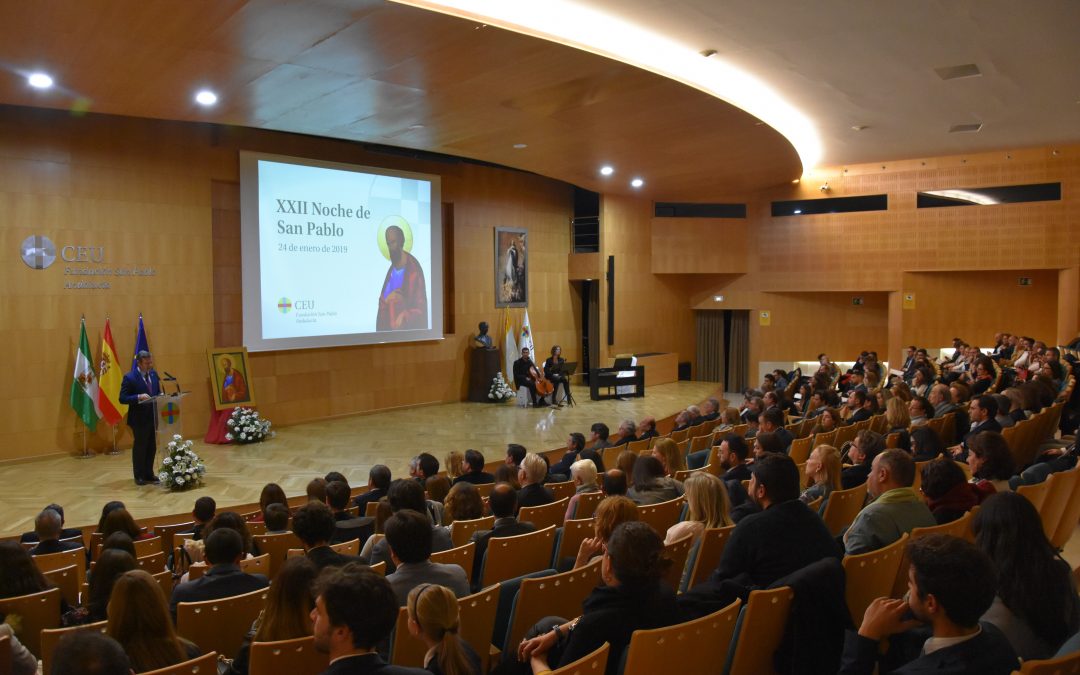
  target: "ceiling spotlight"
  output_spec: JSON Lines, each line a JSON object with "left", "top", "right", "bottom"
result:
{"left": 512, "top": 143, "right": 528, "bottom": 149}
{"left": 600, "top": 166, "right": 614, "bottom": 176}
{"left": 28, "top": 73, "right": 53, "bottom": 89}
{"left": 793, "top": 209, "right": 802, "bottom": 215}
{"left": 791, "top": 178, "right": 800, "bottom": 184}
{"left": 713, "top": 295, "right": 725, "bottom": 302}
{"left": 195, "top": 90, "right": 218, "bottom": 106}
{"left": 630, "top": 178, "right": 644, "bottom": 188}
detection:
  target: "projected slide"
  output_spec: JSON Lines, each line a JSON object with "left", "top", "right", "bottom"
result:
{"left": 240, "top": 152, "right": 443, "bottom": 351}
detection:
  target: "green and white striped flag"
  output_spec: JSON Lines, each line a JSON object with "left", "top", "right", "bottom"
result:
{"left": 70, "top": 318, "right": 100, "bottom": 431}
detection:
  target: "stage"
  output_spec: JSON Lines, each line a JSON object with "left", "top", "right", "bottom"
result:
{"left": 0, "top": 380, "right": 724, "bottom": 538}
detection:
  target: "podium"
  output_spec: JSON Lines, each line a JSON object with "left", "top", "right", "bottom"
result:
{"left": 468, "top": 348, "right": 503, "bottom": 402}
{"left": 141, "top": 392, "right": 190, "bottom": 443}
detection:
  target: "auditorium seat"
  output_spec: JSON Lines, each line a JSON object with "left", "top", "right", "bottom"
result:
{"left": 519, "top": 498, "right": 570, "bottom": 530}
{"left": 1017, "top": 474, "right": 1053, "bottom": 511}
{"left": 133, "top": 535, "right": 163, "bottom": 558}
{"left": 687, "top": 431, "right": 715, "bottom": 455}
{"left": 40, "top": 564, "right": 79, "bottom": 607}
{"left": 141, "top": 652, "right": 218, "bottom": 675}
{"left": 32, "top": 548, "right": 86, "bottom": 589}
{"left": 1051, "top": 469, "right": 1080, "bottom": 550}
{"left": 842, "top": 533, "right": 908, "bottom": 625}
{"left": 40, "top": 620, "right": 108, "bottom": 675}
{"left": 252, "top": 531, "right": 303, "bottom": 579}
{"left": 249, "top": 636, "right": 327, "bottom": 675}
{"left": 554, "top": 517, "right": 596, "bottom": 568}
{"left": 685, "top": 525, "right": 735, "bottom": 591}
{"left": 626, "top": 438, "right": 652, "bottom": 453}
{"left": 724, "top": 586, "right": 794, "bottom": 675}
{"left": 503, "top": 560, "right": 601, "bottom": 653}
{"left": 891, "top": 512, "right": 973, "bottom": 597}
{"left": 176, "top": 587, "right": 269, "bottom": 659}
{"left": 1016, "top": 649, "right": 1080, "bottom": 674}
{"left": 813, "top": 429, "right": 838, "bottom": 449}
{"left": 1043, "top": 467, "right": 1080, "bottom": 546}
{"left": 788, "top": 436, "right": 813, "bottom": 464}
{"left": 480, "top": 525, "right": 556, "bottom": 588}
{"left": 622, "top": 599, "right": 740, "bottom": 675}
{"left": 636, "top": 497, "right": 686, "bottom": 536}
{"left": 548, "top": 481, "right": 576, "bottom": 501}
{"left": 153, "top": 521, "right": 195, "bottom": 556}
{"left": 429, "top": 542, "right": 475, "bottom": 574}
{"left": 0, "top": 587, "right": 60, "bottom": 657}
{"left": 550, "top": 642, "right": 608, "bottom": 675}
{"left": 821, "top": 483, "right": 867, "bottom": 537}
{"left": 137, "top": 551, "right": 167, "bottom": 574}
{"left": 449, "top": 515, "right": 495, "bottom": 548}
{"left": 661, "top": 534, "right": 695, "bottom": 591}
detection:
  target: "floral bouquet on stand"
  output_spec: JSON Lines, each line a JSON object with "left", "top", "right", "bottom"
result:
{"left": 488, "top": 372, "right": 515, "bottom": 402}
{"left": 158, "top": 435, "right": 206, "bottom": 491}
{"left": 226, "top": 407, "right": 274, "bottom": 444}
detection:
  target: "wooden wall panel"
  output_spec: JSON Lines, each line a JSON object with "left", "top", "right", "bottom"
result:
{"left": 651, "top": 218, "right": 748, "bottom": 274}
{"left": 751, "top": 292, "right": 889, "bottom": 365}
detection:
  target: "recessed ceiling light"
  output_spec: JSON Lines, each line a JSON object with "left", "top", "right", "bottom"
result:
{"left": 512, "top": 143, "right": 528, "bottom": 149}
{"left": 713, "top": 295, "right": 724, "bottom": 302}
{"left": 28, "top": 73, "right": 53, "bottom": 89}
{"left": 600, "top": 166, "right": 614, "bottom": 176}
{"left": 630, "top": 178, "right": 644, "bottom": 188}
{"left": 791, "top": 179, "right": 800, "bottom": 184}
{"left": 793, "top": 209, "right": 802, "bottom": 214}
{"left": 195, "top": 90, "right": 218, "bottom": 106}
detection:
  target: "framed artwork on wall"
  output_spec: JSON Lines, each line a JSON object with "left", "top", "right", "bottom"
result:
{"left": 207, "top": 346, "right": 255, "bottom": 410}
{"left": 495, "top": 227, "right": 527, "bottom": 307}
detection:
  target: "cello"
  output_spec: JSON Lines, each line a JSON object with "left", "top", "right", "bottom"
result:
{"left": 530, "top": 356, "right": 554, "bottom": 398}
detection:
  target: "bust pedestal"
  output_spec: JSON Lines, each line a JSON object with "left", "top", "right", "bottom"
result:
{"left": 469, "top": 348, "right": 502, "bottom": 402}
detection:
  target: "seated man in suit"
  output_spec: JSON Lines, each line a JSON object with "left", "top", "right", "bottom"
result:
{"left": 20, "top": 503, "right": 83, "bottom": 544}
{"left": 951, "top": 394, "right": 1002, "bottom": 461}
{"left": 758, "top": 408, "right": 793, "bottom": 453}
{"left": 469, "top": 483, "right": 537, "bottom": 587}
{"left": 716, "top": 434, "right": 752, "bottom": 482}
{"left": 352, "top": 465, "right": 391, "bottom": 513}
{"left": 326, "top": 481, "right": 375, "bottom": 546}
{"left": 845, "top": 390, "right": 872, "bottom": 425}
{"left": 384, "top": 510, "right": 470, "bottom": 605}
{"left": 844, "top": 450, "right": 935, "bottom": 555}
{"left": 841, "top": 430, "right": 884, "bottom": 489}
{"left": 505, "top": 443, "right": 527, "bottom": 470}
{"left": 840, "top": 534, "right": 1018, "bottom": 675}
{"left": 548, "top": 434, "right": 586, "bottom": 482}
{"left": 28, "top": 508, "right": 84, "bottom": 556}
{"left": 312, "top": 563, "right": 428, "bottom": 675}
{"left": 454, "top": 449, "right": 495, "bottom": 485}
{"left": 636, "top": 417, "right": 659, "bottom": 441}
{"left": 602, "top": 469, "right": 628, "bottom": 496}
{"left": 610, "top": 419, "right": 638, "bottom": 447}
{"left": 517, "top": 452, "right": 555, "bottom": 511}
{"left": 585, "top": 423, "right": 611, "bottom": 453}
{"left": 701, "top": 397, "right": 722, "bottom": 422}
{"left": 293, "top": 501, "right": 364, "bottom": 572}
{"left": 169, "top": 528, "right": 269, "bottom": 620}
{"left": 361, "top": 480, "right": 453, "bottom": 574}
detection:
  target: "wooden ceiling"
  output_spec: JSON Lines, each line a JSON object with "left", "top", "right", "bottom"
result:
{"left": 0, "top": 0, "right": 800, "bottom": 199}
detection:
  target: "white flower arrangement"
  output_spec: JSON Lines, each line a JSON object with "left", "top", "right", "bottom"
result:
{"left": 226, "top": 407, "right": 274, "bottom": 444}
{"left": 157, "top": 434, "right": 206, "bottom": 491}
{"left": 488, "top": 372, "right": 515, "bottom": 402}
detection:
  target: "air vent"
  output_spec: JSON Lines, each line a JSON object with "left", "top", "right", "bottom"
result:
{"left": 934, "top": 63, "right": 981, "bottom": 80}
{"left": 948, "top": 123, "right": 983, "bottom": 134}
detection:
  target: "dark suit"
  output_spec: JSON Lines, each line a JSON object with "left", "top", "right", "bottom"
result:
{"left": 842, "top": 462, "right": 872, "bottom": 489}
{"left": 169, "top": 563, "right": 268, "bottom": 619}
{"left": 331, "top": 513, "right": 375, "bottom": 547}
{"left": 721, "top": 463, "right": 752, "bottom": 483}
{"left": 453, "top": 471, "right": 495, "bottom": 486}
{"left": 351, "top": 488, "right": 386, "bottom": 511}
{"left": 307, "top": 545, "right": 364, "bottom": 572}
{"left": 846, "top": 408, "right": 872, "bottom": 425}
{"left": 29, "top": 539, "right": 83, "bottom": 556}
{"left": 468, "top": 517, "right": 536, "bottom": 586}
{"left": 119, "top": 367, "right": 161, "bottom": 481}
{"left": 513, "top": 357, "right": 540, "bottom": 405}
{"left": 320, "top": 653, "right": 427, "bottom": 675}
{"left": 20, "top": 527, "right": 82, "bottom": 544}
{"left": 838, "top": 622, "right": 1018, "bottom": 675}
{"left": 549, "top": 451, "right": 580, "bottom": 479}
{"left": 517, "top": 483, "right": 554, "bottom": 511}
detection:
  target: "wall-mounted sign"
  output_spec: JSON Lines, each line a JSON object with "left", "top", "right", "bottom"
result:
{"left": 902, "top": 292, "right": 916, "bottom": 310}
{"left": 759, "top": 310, "right": 771, "bottom": 326}
{"left": 18, "top": 234, "right": 155, "bottom": 290}
{"left": 1018, "top": 276, "right": 1033, "bottom": 286}
{"left": 852, "top": 296, "right": 864, "bottom": 306}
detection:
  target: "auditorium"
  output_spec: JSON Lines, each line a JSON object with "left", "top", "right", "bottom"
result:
{"left": 1, "top": 2, "right": 1079, "bottom": 673}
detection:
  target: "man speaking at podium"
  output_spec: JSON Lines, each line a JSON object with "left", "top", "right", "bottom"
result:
{"left": 119, "top": 350, "right": 161, "bottom": 486}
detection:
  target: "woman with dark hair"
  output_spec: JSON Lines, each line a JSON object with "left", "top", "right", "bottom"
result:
{"left": 752, "top": 432, "right": 785, "bottom": 460}
{"left": 494, "top": 464, "right": 520, "bottom": 490}
{"left": 425, "top": 475, "right": 452, "bottom": 505}
{"left": 616, "top": 450, "right": 638, "bottom": 479}
{"left": 0, "top": 541, "right": 52, "bottom": 600}
{"left": 626, "top": 456, "right": 683, "bottom": 506}
{"left": 517, "top": 521, "right": 680, "bottom": 675}
{"left": 968, "top": 431, "right": 1016, "bottom": 499}
{"left": 102, "top": 508, "right": 150, "bottom": 542}
{"left": 810, "top": 407, "right": 841, "bottom": 436}
{"left": 919, "top": 458, "right": 977, "bottom": 524}
{"left": 108, "top": 570, "right": 200, "bottom": 672}
{"left": 973, "top": 492, "right": 1080, "bottom": 659}
{"left": 909, "top": 426, "right": 945, "bottom": 462}
{"left": 228, "top": 556, "right": 318, "bottom": 675}
{"left": 910, "top": 367, "right": 933, "bottom": 398}
{"left": 97, "top": 501, "right": 126, "bottom": 533}
{"left": 970, "top": 357, "right": 996, "bottom": 395}
{"left": 443, "top": 481, "right": 484, "bottom": 526}
{"left": 100, "top": 532, "right": 137, "bottom": 559}
{"left": 250, "top": 483, "right": 287, "bottom": 522}
{"left": 206, "top": 511, "right": 255, "bottom": 556}
{"left": 86, "top": 549, "right": 137, "bottom": 622}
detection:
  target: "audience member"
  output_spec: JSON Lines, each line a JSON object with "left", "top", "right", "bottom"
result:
{"left": 364, "top": 480, "right": 453, "bottom": 573}
{"left": 85, "top": 549, "right": 137, "bottom": 622}
{"left": 416, "top": 453, "right": 440, "bottom": 483}
{"left": 0, "top": 541, "right": 56, "bottom": 604}
{"left": 671, "top": 410, "right": 692, "bottom": 433}
{"left": 909, "top": 426, "right": 944, "bottom": 462}
{"left": 549, "top": 434, "right": 585, "bottom": 480}
{"left": 601, "top": 469, "right": 628, "bottom": 496}
{"left": 445, "top": 451, "right": 465, "bottom": 481}
{"left": 884, "top": 398, "right": 911, "bottom": 451}
{"left": 612, "top": 419, "right": 638, "bottom": 446}
{"left": 841, "top": 430, "right": 883, "bottom": 489}
{"left": 425, "top": 475, "right": 452, "bottom": 504}
{"left": 443, "top": 482, "right": 484, "bottom": 525}
{"left": 307, "top": 477, "right": 328, "bottom": 503}
{"left": 651, "top": 438, "right": 687, "bottom": 475}
{"left": 353, "top": 465, "right": 392, "bottom": 511}
{"left": 406, "top": 583, "right": 482, "bottom": 675}
{"left": 664, "top": 472, "right": 732, "bottom": 545}
{"left": 844, "top": 450, "right": 935, "bottom": 555}
{"left": 100, "top": 531, "right": 137, "bottom": 559}
{"left": 110, "top": 569, "right": 201, "bottom": 671}
{"left": 973, "top": 492, "right": 1080, "bottom": 660}
{"left": 102, "top": 508, "right": 148, "bottom": 541}
{"left": 919, "top": 458, "right": 978, "bottom": 524}
{"left": 263, "top": 503, "right": 290, "bottom": 534}
{"left": 454, "top": 450, "right": 495, "bottom": 486}
{"left": 96, "top": 501, "right": 126, "bottom": 534}
{"left": 839, "top": 535, "right": 1018, "bottom": 675}
{"left": 251, "top": 483, "right": 287, "bottom": 522}
{"left": 311, "top": 564, "right": 427, "bottom": 675}
{"left": 228, "top": 556, "right": 318, "bottom": 675}
{"left": 752, "top": 432, "right": 785, "bottom": 460}
{"left": 325, "top": 472, "right": 349, "bottom": 488}
{"left": 516, "top": 453, "right": 555, "bottom": 510}
{"left": 637, "top": 417, "right": 659, "bottom": 441}
{"left": 585, "top": 423, "right": 611, "bottom": 453}
{"left": 28, "top": 508, "right": 83, "bottom": 556}
{"left": 505, "top": 444, "right": 527, "bottom": 469}
{"left": 907, "top": 396, "right": 933, "bottom": 427}
{"left": 385, "top": 510, "right": 470, "bottom": 605}
{"left": 206, "top": 511, "right": 255, "bottom": 557}
{"left": 758, "top": 408, "right": 793, "bottom": 452}
{"left": 19, "top": 502, "right": 82, "bottom": 544}
{"left": 565, "top": 459, "right": 600, "bottom": 520}
{"left": 845, "top": 390, "right": 872, "bottom": 425}
{"left": 326, "top": 480, "right": 375, "bottom": 546}
{"left": 188, "top": 496, "right": 217, "bottom": 540}
{"left": 616, "top": 450, "right": 638, "bottom": 478}
{"left": 517, "top": 522, "right": 680, "bottom": 675}
{"left": 686, "top": 405, "right": 703, "bottom": 427}
{"left": 800, "top": 444, "right": 841, "bottom": 508}
{"left": 468, "top": 484, "right": 536, "bottom": 586}
{"left": 627, "top": 456, "right": 684, "bottom": 505}
{"left": 493, "top": 464, "right": 520, "bottom": 490}
{"left": 810, "top": 406, "right": 841, "bottom": 435}
{"left": 967, "top": 431, "right": 1016, "bottom": 500}
{"left": 294, "top": 501, "right": 364, "bottom": 571}
{"left": 716, "top": 434, "right": 751, "bottom": 482}
{"left": 680, "top": 454, "right": 840, "bottom": 616}
{"left": 169, "top": 528, "right": 269, "bottom": 619}
{"left": 50, "top": 631, "right": 131, "bottom": 675}
{"left": 952, "top": 395, "right": 1002, "bottom": 460}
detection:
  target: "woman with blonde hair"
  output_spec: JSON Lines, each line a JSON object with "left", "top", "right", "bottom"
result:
{"left": 664, "top": 472, "right": 732, "bottom": 545}
{"left": 107, "top": 570, "right": 199, "bottom": 672}
{"left": 800, "top": 445, "right": 842, "bottom": 509}
{"left": 407, "top": 583, "right": 482, "bottom": 675}
{"left": 651, "top": 438, "right": 687, "bottom": 476}
{"left": 885, "top": 396, "right": 912, "bottom": 451}
{"left": 574, "top": 496, "right": 638, "bottom": 569}
{"left": 445, "top": 451, "right": 465, "bottom": 481}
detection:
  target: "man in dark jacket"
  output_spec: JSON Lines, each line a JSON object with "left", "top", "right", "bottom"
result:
{"left": 28, "top": 509, "right": 84, "bottom": 556}
{"left": 293, "top": 501, "right": 364, "bottom": 572}
{"left": 170, "top": 528, "right": 269, "bottom": 620}
{"left": 517, "top": 453, "right": 555, "bottom": 510}
{"left": 469, "top": 483, "right": 536, "bottom": 587}
{"left": 352, "top": 465, "right": 391, "bottom": 512}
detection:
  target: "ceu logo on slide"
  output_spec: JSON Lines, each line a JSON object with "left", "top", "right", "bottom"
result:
{"left": 20, "top": 235, "right": 57, "bottom": 270}
{"left": 276, "top": 297, "right": 293, "bottom": 314}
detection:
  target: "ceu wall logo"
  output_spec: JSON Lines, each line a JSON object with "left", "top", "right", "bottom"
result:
{"left": 20, "top": 235, "right": 57, "bottom": 269}
{"left": 277, "top": 298, "right": 293, "bottom": 314}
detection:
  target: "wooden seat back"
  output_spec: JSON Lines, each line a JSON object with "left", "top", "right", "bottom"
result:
{"left": 623, "top": 599, "right": 741, "bottom": 675}
{"left": 450, "top": 516, "right": 495, "bottom": 548}
{"left": 429, "top": 542, "right": 475, "bottom": 575}
{"left": 141, "top": 652, "right": 219, "bottom": 675}
{"left": 842, "top": 533, "right": 908, "bottom": 625}
{"left": 550, "top": 642, "right": 608, "bottom": 675}
{"left": 32, "top": 548, "right": 86, "bottom": 590}
{"left": 572, "top": 492, "right": 605, "bottom": 520}
{"left": 480, "top": 525, "right": 557, "bottom": 588}
{"left": 821, "top": 483, "right": 867, "bottom": 537}
{"left": 249, "top": 635, "right": 328, "bottom": 675}
{"left": 626, "top": 438, "right": 651, "bottom": 454}
{"left": 891, "top": 511, "right": 973, "bottom": 597}
{"left": 176, "top": 587, "right": 269, "bottom": 659}
{"left": 1052, "top": 468, "right": 1080, "bottom": 550}
{"left": 153, "top": 521, "right": 195, "bottom": 555}
{"left": 788, "top": 436, "right": 813, "bottom": 464}
{"left": 137, "top": 551, "right": 167, "bottom": 574}
{"left": 0, "top": 587, "right": 60, "bottom": 656}
{"left": 40, "top": 620, "right": 108, "bottom": 675}
{"left": 252, "top": 532, "right": 303, "bottom": 579}
{"left": 686, "top": 526, "right": 735, "bottom": 591}
{"left": 1042, "top": 467, "right": 1080, "bottom": 545}
{"left": 548, "top": 481, "right": 575, "bottom": 501}
{"left": 40, "top": 564, "right": 79, "bottom": 608}
{"left": 555, "top": 518, "right": 596, "bottom": 565}
{"left": 725, "top": 586, "right": 794, "bottom": 675}
{"left": 519, "top": 498, "right": 570, "bottom": 531}
{"left": 661, "top": 534, "right": 695, "bottom": 591}
{"left": 636, "top": 497, "right": 686, "bottom": 536}
{"left": 1017, "top": 476, "right": 1052, "bottom": 512}
{"left": 504, "top": 560, "right": 600, "bottom": 651}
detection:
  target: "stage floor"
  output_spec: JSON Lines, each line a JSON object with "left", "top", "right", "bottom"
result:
{"left": 0, "top": 381, "right": 725, "bottom": 538}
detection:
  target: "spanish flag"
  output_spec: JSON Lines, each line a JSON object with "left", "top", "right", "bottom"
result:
{"left": 96, "top": 318, "right": 127, "bottom": 425}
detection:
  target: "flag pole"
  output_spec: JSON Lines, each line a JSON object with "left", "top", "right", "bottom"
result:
{"left": 78, "top": 423, "right": 93, "bottom": 459}
{"left": 107, "top": 424, "right": 120, "bottom": 455}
